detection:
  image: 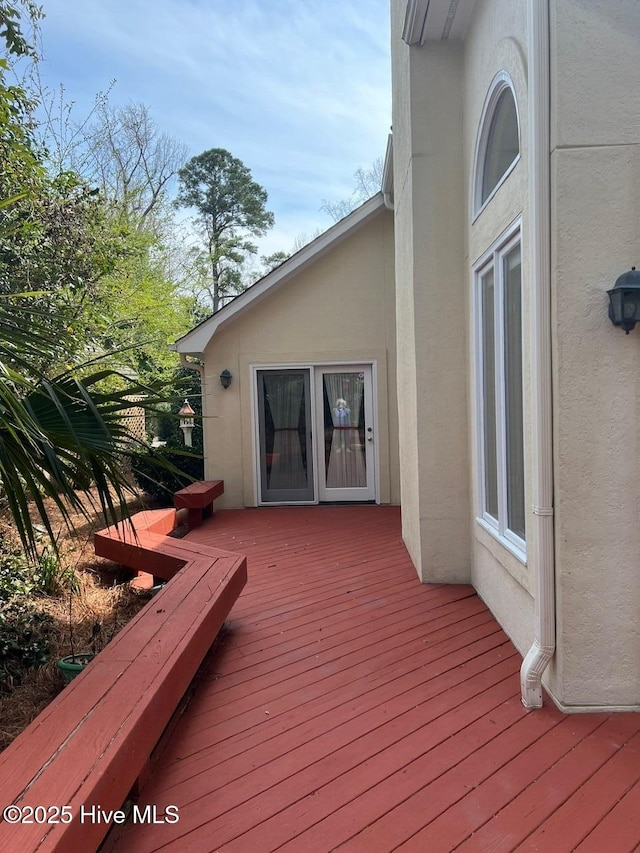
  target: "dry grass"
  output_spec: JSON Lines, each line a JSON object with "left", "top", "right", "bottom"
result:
{"left": 0, "top": 490, "right": 157, "bottom": 751}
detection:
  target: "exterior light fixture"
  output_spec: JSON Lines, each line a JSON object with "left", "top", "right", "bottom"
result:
{"left": 178, "top": 399, "right": 195, "bottom": 447}
{"left": 607, "top": 267, "right": 640, "bottom": 334}
{"left": 220, "top": 369, "right": 232, "bottom": 390}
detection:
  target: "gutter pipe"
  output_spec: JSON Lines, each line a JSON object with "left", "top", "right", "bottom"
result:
{"left": 179, "top": 353, "right": 204, "bottom": 377}
{"left": 382, "top": 133, "right": 394, "bottom": 211}
{"left": 520, "top": 0, "right": 555, "bottom": 708}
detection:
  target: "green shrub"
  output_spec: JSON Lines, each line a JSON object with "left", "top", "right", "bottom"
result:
{"left": 0, "top": 601, "right": 52, "bottom": 692}
{"left": 0, "top": 548, "right": 35, "bottom": 603}
{"left": 0, "top": 542, "right": 76, "bottom": 601}
{"left": 0, "top": 543, "right": 74, "bottom": 690}
{"left": 132, "top": 444, "right": 204, "bottom": 504}
{"left": 34, "top": 548, "right": 78, "bottom": 596}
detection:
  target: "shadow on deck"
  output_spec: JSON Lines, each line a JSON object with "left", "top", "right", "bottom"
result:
{"left": 107, "top": 505, "right": 640, "bottom": 853}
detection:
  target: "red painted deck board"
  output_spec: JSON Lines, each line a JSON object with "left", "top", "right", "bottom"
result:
{"left": 155, "top": 625, "right": 509, "bottom": 800}
{"left": 162, "top": 611, "right": 504, "bottom": 758}
{"left": 106, "top": 506, "right": 640, "bottom": 853}
{"left": 156, "top": 636, "right": 515, "bottom": 799}
{"left": 200, "top": 593, "right": 488, "bottom": 702}
{"left": 155, "top": 642, "right": 516, "bottom": 798}
{"left": 516, "top": 734, "right": 640, "bottom": 853}
{"left": 573, "top": 778, "right": 640, "bottom": 853}
{"left": 396, "top": 714, "right": 639, "bottom": 852}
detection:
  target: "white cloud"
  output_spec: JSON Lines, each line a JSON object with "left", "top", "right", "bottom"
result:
{"left": 37, "top": 0, "right": 390, "bottom": 255}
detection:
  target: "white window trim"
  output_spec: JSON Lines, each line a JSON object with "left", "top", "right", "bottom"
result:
{"left": 472, "top": 71, "right": 521, "bottom": 222}
{"left": 473, "top": 218, "right": 526, "bottom": 563}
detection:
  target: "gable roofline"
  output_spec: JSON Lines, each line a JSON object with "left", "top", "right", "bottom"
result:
{"left": 402, "top": 0, "right": 478, "bottom": 44}
{"left": 172, "top": 193, "right": 387, "bottom": 356}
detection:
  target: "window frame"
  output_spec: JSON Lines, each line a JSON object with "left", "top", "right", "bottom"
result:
{"left": 472, "top": 71, "right": 521, "bottom": 221}
{"left": 474, "top": 218, "right": 526, "bottom": 562}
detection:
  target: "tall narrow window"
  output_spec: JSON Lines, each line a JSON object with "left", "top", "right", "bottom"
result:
{"left": 481, "top": 268, "right": 498, "bottom": 520}
{"left": 473, "top": 72, "right": 520, "bottom": 216}
{"left": 503, "top": 245, "right": 525, "bottom": 540}
{"left": 475, "top": 225, "right": 526, "bottom": 557}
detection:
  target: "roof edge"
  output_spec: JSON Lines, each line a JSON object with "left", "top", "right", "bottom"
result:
{"left": 173, "top": 193, "right": 387, "bottom": 356}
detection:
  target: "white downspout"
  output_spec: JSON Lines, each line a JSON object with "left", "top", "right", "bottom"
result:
{"left": 520, "top": 0, "right": 555, "bottom": 708}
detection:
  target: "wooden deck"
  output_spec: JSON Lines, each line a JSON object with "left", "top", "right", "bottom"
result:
{"left": 108, "top": 506, "right": 640, "bottom": 853}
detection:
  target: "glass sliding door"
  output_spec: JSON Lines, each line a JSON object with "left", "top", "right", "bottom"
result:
{"left": 257, "top": 369, "right": 314, "bottom": 503}
{"left": 316, "top": 366, "right": 375, "bottom": 501}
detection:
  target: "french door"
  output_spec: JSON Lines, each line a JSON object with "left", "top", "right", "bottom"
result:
{"left": 257, "top": 370, "right": 314, "bottom": 503}
{"left": 315, "top": 366, "right": 375, "bottom": 501}
{"left": 256, "top": 365, "right": 376, "bottom": 503}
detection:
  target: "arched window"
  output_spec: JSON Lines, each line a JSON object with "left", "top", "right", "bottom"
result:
{"left": 473, "top": 72, "right": 520, "bottom": 216}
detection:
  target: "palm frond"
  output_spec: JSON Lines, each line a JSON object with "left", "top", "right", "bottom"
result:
{"left": 0, "top": 366, "right": 167, "bottom": 556}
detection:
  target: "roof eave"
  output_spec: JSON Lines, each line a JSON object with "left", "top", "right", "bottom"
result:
{"left": 403, "top": 0, "right": 478, "bottom": 45}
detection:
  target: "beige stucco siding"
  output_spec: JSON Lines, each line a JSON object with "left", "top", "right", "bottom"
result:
{"left": 391, "top": 0, "right": 471, "bottom": 583}
{"left": 462, "top": 0, "right": 535, "bottom": 662}
{"left": 549, "top": 0, "right": 640, "bottom": 708}
{"left": 392, "top": 0, "right": 535, "bottom": 621}
{"left": 200, "top": 208, "right": 399, "bottom": 509}
{"left": 389, "top": 0, "right": 640, "bottom": 709}
{"left": 390, "top": 0, "right": 422, "bottom": 571}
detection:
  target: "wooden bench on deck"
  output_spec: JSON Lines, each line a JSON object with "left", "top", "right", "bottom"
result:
{"left": 0, "top": 509, "right": 246, "bottom": 853}
{"left": 94, "top": 506, "right": 182, "bottom": 589}
{"left": 174, "top": 478, "right": 224, "bottom": 530}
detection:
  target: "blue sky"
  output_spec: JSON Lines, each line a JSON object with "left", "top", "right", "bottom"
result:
{"left": 34, "top": 0, "right": 391, "bottom": 256}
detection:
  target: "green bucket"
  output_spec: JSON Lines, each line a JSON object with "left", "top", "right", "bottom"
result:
{"left": 57, "top": 653, "right": 94, "bottom": 684}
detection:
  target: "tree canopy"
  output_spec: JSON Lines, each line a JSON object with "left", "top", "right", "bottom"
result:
{"left": 175, "top": 148, "right": 274, "bottom": 312}
{"left": 68, "top": 100, "right": 188, "bottom": 234}
{"left": 0, "top": 0, "right": 193, "bottom": 554}
{"left": 0, "top": 0, "right": 297, "bottom": 552}
{"left": 0, "top": 0, "right": 42, "bottom": 58}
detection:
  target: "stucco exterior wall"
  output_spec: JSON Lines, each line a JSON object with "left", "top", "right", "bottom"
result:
{"left": 391, "top": 0, "right": 640, "bottom": 709}
{"left": 391, "top": 0, "right": 470, "bottom": 583}
{"left": 549, "top": 0, "right": 640, "bottom": 708}
{"left": 390, "top": 0, "right": 423, "bottom": 573}
{"left": 200, "top": 209, "right": 399, "bottom": 509}
{"left": 462, "top": 0, "right": 536, "bottom": 663}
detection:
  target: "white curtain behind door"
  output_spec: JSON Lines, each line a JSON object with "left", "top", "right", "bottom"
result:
{"left": 324, "top": 373, "right": 366, "bottom": 489}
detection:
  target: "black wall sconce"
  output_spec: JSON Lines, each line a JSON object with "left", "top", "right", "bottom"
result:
{"left": 607, "top": 267, "right": 640, "bottom": 334}
{"left": 219, "top": 369, "right": 232, "bottom": 389}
